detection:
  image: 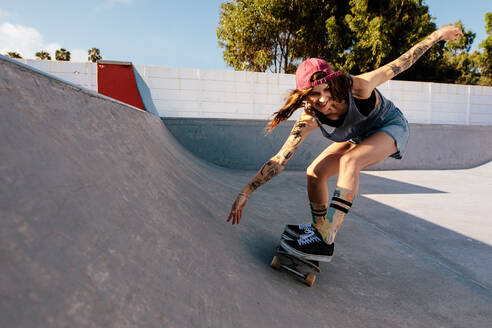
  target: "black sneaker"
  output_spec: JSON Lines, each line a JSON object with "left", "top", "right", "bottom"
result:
{"left": 282, "top": 223, "right": 315, "bottom": 240}
{"left": 280, "top": 229, "right": 334, "bottom": 262}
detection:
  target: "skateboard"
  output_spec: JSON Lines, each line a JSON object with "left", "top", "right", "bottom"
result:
{"left": 270, "top": 237, "right": 321, "bottom": 287}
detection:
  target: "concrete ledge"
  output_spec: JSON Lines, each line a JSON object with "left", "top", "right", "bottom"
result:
{"left": 162, "top": 118, "right": 492, "bottom": 170}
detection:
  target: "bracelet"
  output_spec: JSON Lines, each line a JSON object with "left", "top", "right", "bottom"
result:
{"left": 239, "top": 192, "right": 249, "bottom": 197}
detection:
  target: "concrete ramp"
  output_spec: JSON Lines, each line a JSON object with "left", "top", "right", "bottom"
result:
{"left": 1, "top": 56, "right": 491, "bottom": 327}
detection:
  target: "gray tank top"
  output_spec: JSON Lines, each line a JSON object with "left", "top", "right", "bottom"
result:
{"left": 308, "top": 88, "right": 396, "bottom": 142}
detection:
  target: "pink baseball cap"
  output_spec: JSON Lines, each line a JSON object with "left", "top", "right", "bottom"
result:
{"left": 295, "top": 58, "right": 342, "bottom": 90}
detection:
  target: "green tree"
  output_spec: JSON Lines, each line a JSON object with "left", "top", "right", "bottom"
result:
{"left": 55, "top": 48, "right": 71, "bottom": 61}
{"left": 217, "top": 0, "right": 444, "bottom": 77}
{"left": 88, "top": 47, "right": 102, "bottom": 62}
{"left": 6, "top": 52, "right": 22, "bottom": 59}
{"left": 477, "top": 13, "right": 492, "bottom": 86}
{"left": 217, "top": 0, "right": 278, "bottom": 72}
{"left": 292, "top": 0, "right": 352, "bottom": 70}
{"left": 217, "top": 0, "right": 486, "bottom": 84}
{"left": 35, "top": 51, "right": 52, "bottom": 60}
{"left": 217, "top": 0, "right": 348, "bottom": 73}
{"left": 440, "top": 21, "right": 480, "bottom": 85}
{"left": 343, "top": 0, "right": 446, "bottom": 81}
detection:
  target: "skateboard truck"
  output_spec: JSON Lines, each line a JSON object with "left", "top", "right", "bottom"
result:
{"left": 270, "top": 245, "right": 320, "bottom": 287}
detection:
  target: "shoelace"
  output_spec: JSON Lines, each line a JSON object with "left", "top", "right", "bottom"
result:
{"left": 297, "top": 230, "right": 321, "bottom": 246}
{"left": 298, "top": 223, "right": 314, "bottom": 231}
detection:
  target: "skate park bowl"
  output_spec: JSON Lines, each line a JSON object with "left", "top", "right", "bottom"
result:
{"left": 1, "top": 55, "right": 492, "bottom": 327}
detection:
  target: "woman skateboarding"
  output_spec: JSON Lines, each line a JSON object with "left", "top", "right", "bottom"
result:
{"left": 227, "top": 25, "right": 463, "bottom": 262}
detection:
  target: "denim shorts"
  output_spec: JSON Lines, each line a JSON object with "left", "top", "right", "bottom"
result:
{"left": 349, "top": 108, "right": 410, "bottom": 160}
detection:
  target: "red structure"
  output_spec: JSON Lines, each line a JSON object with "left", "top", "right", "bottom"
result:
{"left": 97, "top": 61, "right": 146, "bottom": 111}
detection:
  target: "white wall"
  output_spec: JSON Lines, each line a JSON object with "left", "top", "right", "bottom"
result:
{"left": 20, "top": 59, "right": 492, "bottom": 125}
{"left": 20, "top": 59, "right": 98, "bottom": 92}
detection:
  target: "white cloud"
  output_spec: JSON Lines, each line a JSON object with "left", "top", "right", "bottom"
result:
{"left": 0, "top": 22, "right": 88, "bottom": 62}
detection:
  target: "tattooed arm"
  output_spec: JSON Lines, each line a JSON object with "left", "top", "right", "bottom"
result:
{"left": 243, "top": 117, "right": 316, "bottom": 194}
{"left": 352, "top": 25, "right": 463, "bottom": 98}
{"left": 227, "top": 113, "right": 318, "bottom": 224}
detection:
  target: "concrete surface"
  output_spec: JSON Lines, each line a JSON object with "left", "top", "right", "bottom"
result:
{"left": 1, "top": 55, "right": 492, "bottom": 328}
{"left": 164, "top": 118, "right": 492, "bottom": 170}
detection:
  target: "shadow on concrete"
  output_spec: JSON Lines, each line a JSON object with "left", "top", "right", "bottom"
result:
{"left": 358, "top": 172, "right": 446, "bottom": 194}
{"left": 238, "top": 170, "right": 492, "bottom": 328}
{"left": 245, "top": 170, "right": 490, "bottom": 287}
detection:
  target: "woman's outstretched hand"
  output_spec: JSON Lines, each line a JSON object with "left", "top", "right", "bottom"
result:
{"left": 227, "top": 193, "right": 249, "bottom": 225}
{"left": 438, "top": 25, "right": 464, "bottom": 41}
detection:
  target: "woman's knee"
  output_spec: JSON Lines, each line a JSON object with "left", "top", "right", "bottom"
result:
{"left": 339, "top": 153, "right": 362, "bottom": 172}
{"left": 306, "top": 163, "right": 318, "bottom": 179}
{"left": 307, "top": 151, "right": 344, "bottom": 181}
{"left": 306, "top": 162, "right": 335, "bottom": 182}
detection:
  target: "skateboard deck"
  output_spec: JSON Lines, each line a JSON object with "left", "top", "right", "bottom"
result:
{"left": 270, "top": 238, "right": 321, "bottom": 287}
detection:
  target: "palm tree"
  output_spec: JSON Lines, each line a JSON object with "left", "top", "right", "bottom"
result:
{"left": 88, "top": 47, "right": 102, "bottom": 62}
{"left": 7, "top": 52, "right": 22, "bottom": 59}
{"left": 35, "top": 51, "right": 52, "bottom": 60}
{"left": 55, "top": 48, "right": 71, "bottom": 61}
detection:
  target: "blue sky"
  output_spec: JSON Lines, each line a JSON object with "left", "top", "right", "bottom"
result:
{"left": 1, "top": 0, "right": 490, "bottom": 70}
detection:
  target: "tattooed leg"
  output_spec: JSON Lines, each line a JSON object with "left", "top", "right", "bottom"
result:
{"left": 306, "top": 141, "right": 353, "bottom": 203}
{"left": 314, "top": 187, "right": 355, "bottom": 244}
{"left": 302, "top": 142, "right": 353, "bottom": 239}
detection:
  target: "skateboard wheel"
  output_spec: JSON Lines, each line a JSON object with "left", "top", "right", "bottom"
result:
{"left": 270, "top": 256, "right": 281, "bottom": 270}
{"left": 304, "top": 273, "right": 316, "bottom": 287}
